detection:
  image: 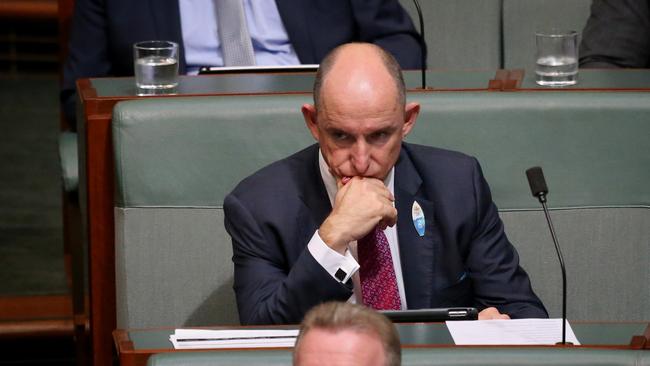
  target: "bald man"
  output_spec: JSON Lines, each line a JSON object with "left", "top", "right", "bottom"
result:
{"left": 224, "top": 43, "right": 547, "bottom": 325}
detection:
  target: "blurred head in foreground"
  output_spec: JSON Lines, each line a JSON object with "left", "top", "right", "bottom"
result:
{"left": 293, "top": 302, "right": 401, "bottom": 366}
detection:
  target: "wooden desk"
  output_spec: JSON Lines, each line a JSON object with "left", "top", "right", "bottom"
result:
{"left": 78, "top": 69, "right": 650, "bottom": 366}
{"left": 113, "top": 322, "right": 650, "bottom": 366}
{"left": 0, "top": 0, "right": 57, "bottom": 19}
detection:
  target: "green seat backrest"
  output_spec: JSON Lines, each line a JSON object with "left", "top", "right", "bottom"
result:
{"left": 398, "top": 0, "right": 592, "bottom": 70}
{"left": 146, "top": 348, "right": 650, "bottom": 366}
{"left": 409, "top": 92, "right": 650, "bottom": 321}
{"left": 399, "top": 0, "right": 502, "bottom": 69}
{"left": 113, "top": 96, "right": 314, "bottom": 329}
{"left": 503, "top": 0, "right": 592, "bottom": 71}
{"left": 113, "top": 92, "right": 650, "bottom": 329}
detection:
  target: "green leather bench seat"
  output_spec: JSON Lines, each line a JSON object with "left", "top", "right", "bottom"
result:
{"left": 58, "top": 131, "right": 78, "bottom": 192}
{"left": 146, "top": 348, "right": 650, "bottom": 366}
{"left": 112, "top": 92, "right": 650, "bottom": 329}
{"left": 502, "top": 0, "right": 592, "bottom": 71}
{"left": 399, "top": 0, "right": 502, "bottom": 69}
{"left": 396, "top": 0, "right": 592, "bottom": 70}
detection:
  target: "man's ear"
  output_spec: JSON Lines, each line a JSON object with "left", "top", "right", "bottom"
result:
{"left": 301, "top": 104, "right": 320, "bottom": 142}
{"left": 402, "top": 102, "right": 420, "bottom": 138}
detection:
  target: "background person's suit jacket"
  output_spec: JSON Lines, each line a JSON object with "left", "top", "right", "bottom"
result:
{"left": 580, "top": 0, "right": 650, "bottom": 68}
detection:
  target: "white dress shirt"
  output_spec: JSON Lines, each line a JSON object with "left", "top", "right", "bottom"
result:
{"left": 306, "top": 150, "right": 408, "bottom": 309}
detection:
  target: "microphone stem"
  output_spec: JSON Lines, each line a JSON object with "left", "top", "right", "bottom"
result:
{"left": 541, "top": 200, "right": 567, "bottom": 345}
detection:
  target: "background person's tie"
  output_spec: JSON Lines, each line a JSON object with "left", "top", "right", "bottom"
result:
{"left": 358, "top": 227, "right": 401, "bottom": 310}
{"left": 216, "top": 0, "right": 256, "bottom": 66}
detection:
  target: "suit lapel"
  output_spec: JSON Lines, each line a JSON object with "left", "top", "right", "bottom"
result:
{"left": 297, "top": 145, "right": 332, "bottom": 228}
{"left": 149, "top": 0, "right": 187, "bottom": 73}
{"left": 275, "top": 0, "right": 316, "bottom": 63}
{"left": 394, "top": 147, "right": 439, "bottom": 309}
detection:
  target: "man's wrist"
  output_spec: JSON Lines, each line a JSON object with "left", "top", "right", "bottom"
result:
{"left": 318, "top": 219, "right": 348, "bottom": 254}
{"left": 307, "top": 231, "right": 359, "bottom": 284}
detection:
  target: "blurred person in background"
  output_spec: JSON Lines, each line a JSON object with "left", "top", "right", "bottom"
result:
{"left": 580, "top": 0, "right": 650, "bottom": 68}
{"left": 61, "top": 0, "right": 424, "bottom": 129}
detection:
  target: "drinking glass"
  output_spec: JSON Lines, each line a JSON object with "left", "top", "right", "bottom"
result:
{"left": 133, "top": 40, "right": 179, "bottom": 94}
{"left": 535, "top": 30, "right": 578, "bottom": 86}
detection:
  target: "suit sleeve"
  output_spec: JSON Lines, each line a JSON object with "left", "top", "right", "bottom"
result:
{"left": 579, "top": 0, "right": 650, "bottom": 68}
{"left": 61, "top": 0, "right": 112, "bottom": 129}
{"left": 350, "top": 0, "right": 425, "bottom": 69}
{"left": 466, "top": 158, "right": 549, "bottom": 319}
{"left": 224, "top": 193, "right": 352, "bottom": 325}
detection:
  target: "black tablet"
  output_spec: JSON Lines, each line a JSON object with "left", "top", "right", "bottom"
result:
{"left": 380, "top": 307, "right": 478, "bottom": 323}
{"left": 198, "top": 64, "right": 319, "bottom": 75}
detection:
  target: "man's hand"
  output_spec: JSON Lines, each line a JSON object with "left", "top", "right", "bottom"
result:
{"left": 319, "top": 176, "right": 397, "bottom": 254}
{"left": 478, "top": 307, "right": 511, "bottom": 320}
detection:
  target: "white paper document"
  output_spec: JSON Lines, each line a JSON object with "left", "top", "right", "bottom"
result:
{"left": 170, "top": 328, "right": 298, "bottom": 349}
{"left": 446, "top": 318, "right": 580, "bottom": 345}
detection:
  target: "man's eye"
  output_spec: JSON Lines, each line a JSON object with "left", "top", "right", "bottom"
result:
{"left": 370, "top": 131, "right": 389, "bottom": 142}
{"left": 333, "top": 132, "right": 349, "bottom": 141}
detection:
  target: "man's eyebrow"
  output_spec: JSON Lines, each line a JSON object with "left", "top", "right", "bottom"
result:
{"left": 324, "top": 126, "right": 349, "bottom": 134}
{"left": 369, "top": 126, "right": 398, "bottom": 135}
{"left": 323, "top": 124, "right": 397, "bottom": 136}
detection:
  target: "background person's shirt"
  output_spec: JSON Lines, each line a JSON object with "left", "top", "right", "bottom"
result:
{"left": 179, "top": 0, "right": 301, "bottom": 74}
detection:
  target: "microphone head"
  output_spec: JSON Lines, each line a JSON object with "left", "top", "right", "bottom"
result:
{"left": 526, "top": 166, "right": 549, "bottom": 198}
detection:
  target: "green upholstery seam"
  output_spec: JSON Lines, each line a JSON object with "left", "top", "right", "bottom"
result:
{"left": 113, "top": 106, "right": 127, "bottom": 207}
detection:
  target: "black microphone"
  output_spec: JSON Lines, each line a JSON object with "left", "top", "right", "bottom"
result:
{"left": 525, "top": 167, "right": 570, "bottom": 345}
{"left": 412, "top": 0, "right": 427, "bottom": 89}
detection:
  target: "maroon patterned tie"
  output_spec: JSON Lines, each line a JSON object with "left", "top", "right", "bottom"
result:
{"left": 357, "top": 227, "right": 401, "bottom": 310}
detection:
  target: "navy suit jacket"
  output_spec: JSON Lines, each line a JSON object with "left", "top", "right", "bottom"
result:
{"left": 224, "top": 143, "right": 548, "bottom": 325}
{"left": 61, "top": 0, "right": 423, "bottom": 127}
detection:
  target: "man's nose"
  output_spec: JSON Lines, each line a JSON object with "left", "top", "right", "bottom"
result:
{"left": 351, "top": 142, "right": 370, "bottom": 174}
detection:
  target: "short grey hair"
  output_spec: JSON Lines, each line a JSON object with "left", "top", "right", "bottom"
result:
{"left": 293, "top": 302, "right": 401, "bottom": 366}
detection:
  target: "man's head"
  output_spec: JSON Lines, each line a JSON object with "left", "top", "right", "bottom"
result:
{"left": 293, "top": 302, "right": 401, "bottom": 366}
{"left": 302, "top": 43, "right": 420, "bottom": 181}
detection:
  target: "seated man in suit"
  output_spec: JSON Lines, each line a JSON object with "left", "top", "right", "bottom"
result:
{"left": 293, "top": 302, "right": 401, "bottom": 366}
{"left": 224, "top": 43, "right": 548, "bottom": 325}
{"left": 61, "top": 0, "right": 423, "bottom": 129}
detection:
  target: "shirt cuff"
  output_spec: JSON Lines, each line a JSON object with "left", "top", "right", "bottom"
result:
{"left": 307, "top": 230, "right": 359, "bottom": 284}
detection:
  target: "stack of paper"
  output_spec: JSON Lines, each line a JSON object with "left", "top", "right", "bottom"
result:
{"left": 446, "top": 318, "right": 580, "bottom": 345}
{"left": 170, "top": 329, "right": 299, "bottom": 349}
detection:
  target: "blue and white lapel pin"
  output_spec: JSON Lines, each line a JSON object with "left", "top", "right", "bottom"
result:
{"left": 411, "top": 200, "right": 425, "bottom": 237}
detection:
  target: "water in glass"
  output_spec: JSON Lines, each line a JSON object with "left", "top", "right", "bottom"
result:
{"left": 535, "top": 55, "right": 578, "bottom": 87}
{"left": 135, "top": 56, "right": 178, "bottom": 90}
